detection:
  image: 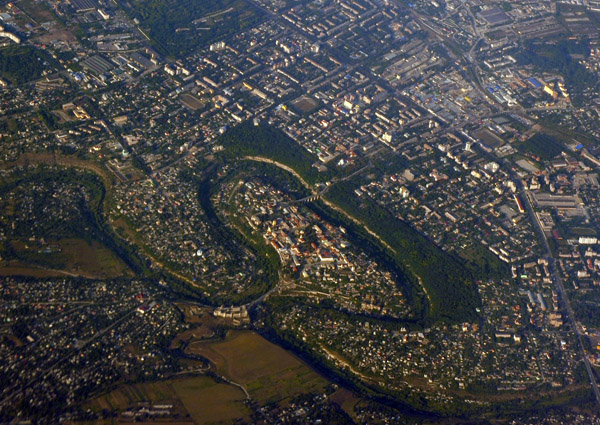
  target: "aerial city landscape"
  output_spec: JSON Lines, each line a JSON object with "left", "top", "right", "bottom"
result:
{"left": 3, "top": 0, "right": 600, "bottom": 423}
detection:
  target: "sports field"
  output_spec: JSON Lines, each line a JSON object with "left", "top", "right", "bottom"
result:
{"left": 291, "top": 96, "right": 319, "bottom": 114}
{"left": 180, "top": 93, "right": 206, "bottom": 110}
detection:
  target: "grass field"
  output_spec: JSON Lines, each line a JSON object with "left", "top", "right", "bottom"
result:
{"left": 170, "top": 309, "right": 218, "bottom": 349}
{"left": 17, "top": 0, "right": 57, "bottom": 23}
{"left": 329, "top": 388, "right": 361, "bottom": 420}
{"left": 2, "top": 238, "right": 131, "bottom": 279}
{"left": 0, "top": 265, "right": 68, "bottom": 278}
{"left": 458, "top": 243, "right": 509, "bottom": 279}
{"left": 188, "top": 331, "right": 328, "bottom": 403}
{"left": 517, "top": 132, "right": 565, "bottom": 161}
{"left": 56, "top": 238, "right": 131, "bottom": 278}
{"left": 84, "top": 328, "right": 357, "bottom": 423}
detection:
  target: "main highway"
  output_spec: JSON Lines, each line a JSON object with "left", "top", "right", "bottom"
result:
{"left": 517, "top": 180, "right": 600, "bottom": 409}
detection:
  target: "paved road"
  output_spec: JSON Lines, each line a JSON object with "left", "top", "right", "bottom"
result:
{"left": 470, "top": 143, "right": 600, "bottom": 409}
{"left": 518, "top": 183, "right": 600, "bottom": 408}
{"left": 408, "top": 8, "right": 598, "bottom": 403}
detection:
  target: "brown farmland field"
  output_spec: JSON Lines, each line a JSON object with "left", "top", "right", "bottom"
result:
{"left": 86, "top": 376, "right": 250, "bottom": 424}
{"left": 187, "top": 331, "right": 328, "bottom": 403}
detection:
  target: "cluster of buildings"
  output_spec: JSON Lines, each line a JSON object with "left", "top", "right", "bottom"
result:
{"left": 358, "top": 136, "right": 543, "bottom": 268}
{"left": 269, "top": 293, "right": 580, "bottom": 406}
{"left": 0, "top": 168, "right": 97, "bottom": 245}
{"left": 223, "top": 176, "right": 409, "bottom": 318}
{"left": 0, "top": 277, "right": 188, "bottom": 420}
{"left": 2, "top": 0, "right": 600, "bottom": 421}
{"left": 109, "top": 160, "right": 261, "bottom": 298}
